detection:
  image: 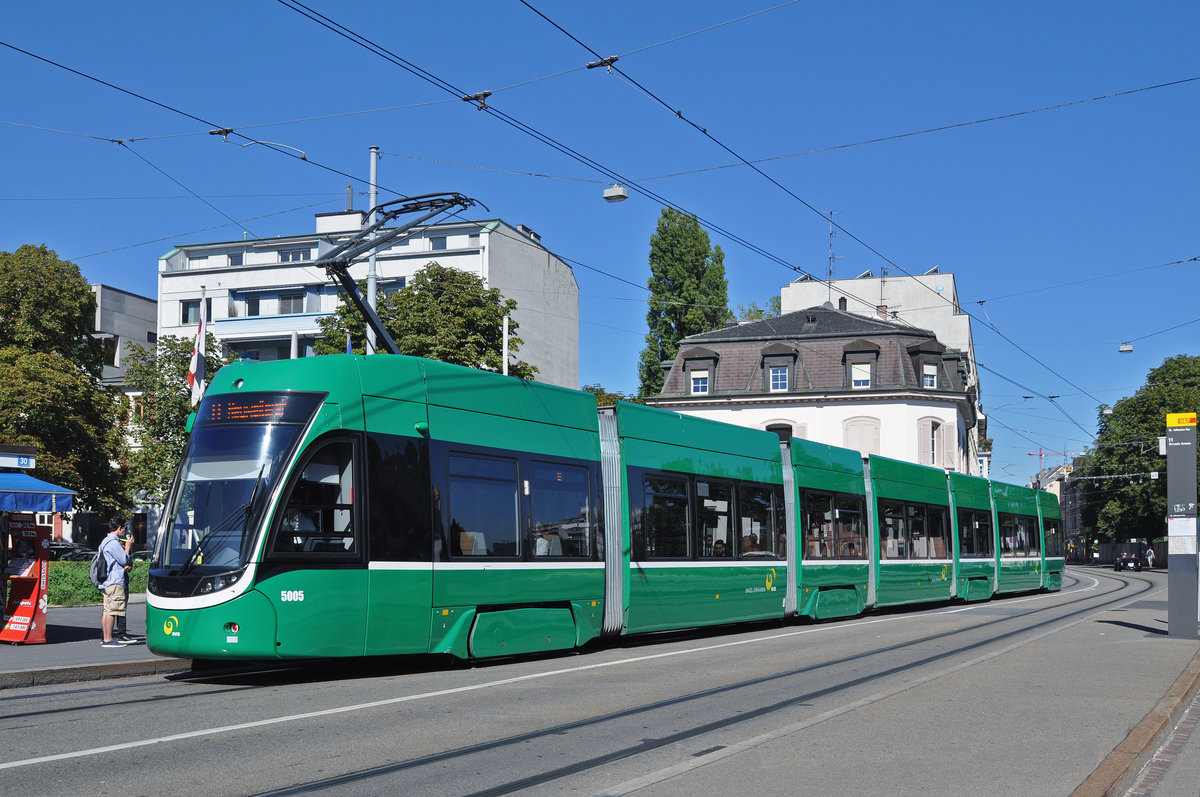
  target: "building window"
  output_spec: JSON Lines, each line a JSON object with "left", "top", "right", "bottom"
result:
{"left": 279, "top": 248, "right": 310, "bottom": 263}
{"left": 246, "top": 295, "right": 260, "bottom": 317}
{"left": 430, "top": 236, "right": 447, "bottom": 251}
{"left": 923, "top": 363, "right": 938, "bottom": 388}
{"left": 851, "top": 362, "right": 871, "bottom": 389}
{"left": 918, "top": 418, "right": 949, "bottom": 468}
{"left": 838, "top": 297, "right": 847, "bottom": 310}
{"left": 769, "top": 366, "right": 788, "bottom": 392}
{"left": 102, "top": 337, "right": 119, "bottom": 367}
{"left": 843, "top": 417, "right": 880, "bottom": 456}
{"left": 279, "top": 294, "right": 304, "bottom": 314}
{"left": 229, "top": 252, "right": 244, "bottom": 267}
{"left": 691, "top": 369, "right": 710, "bottom": 395}
{"left": 146, "top": 331, "right": 157, "bottom": 343}
{"left": 180, "top": 299, "right": 201, "bottom": 325}
{"left": 189, "top": 255, "right": 209, "bottom": 268}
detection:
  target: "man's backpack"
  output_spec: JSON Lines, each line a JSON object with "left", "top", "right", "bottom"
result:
{"left": 88, "top": 543, "right": 109, "bottom": 589}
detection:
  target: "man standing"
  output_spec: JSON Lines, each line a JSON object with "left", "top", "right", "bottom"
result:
{"left": 99, "top": 520, "right": 133, "bottom": 648}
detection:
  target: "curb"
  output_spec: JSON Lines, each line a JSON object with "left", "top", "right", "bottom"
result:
{"left": 0, "top": 658, "right": 191, "bottom": 690}
{"left": 1071, "top": 646, "right": 1200, "bottom": 797}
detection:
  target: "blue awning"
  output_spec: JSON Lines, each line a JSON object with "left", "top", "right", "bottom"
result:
{"left": 0, "top": 473, "right": 76, "bottom": 513}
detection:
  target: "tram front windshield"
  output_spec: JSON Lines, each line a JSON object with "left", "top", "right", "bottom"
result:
{"left": 158, "top": 392, "right": 324, "bottom": 573}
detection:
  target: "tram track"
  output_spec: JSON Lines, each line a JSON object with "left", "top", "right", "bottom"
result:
{"left": 248, "top": 569, "right": 1151, "bottom": 796}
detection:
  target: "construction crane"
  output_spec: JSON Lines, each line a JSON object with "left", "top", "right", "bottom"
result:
{"left": 1027, "top": 447, "right": 1081, "bottom": 474}
{"left": 312, "top": 192, "right": 479, "bottom": 355}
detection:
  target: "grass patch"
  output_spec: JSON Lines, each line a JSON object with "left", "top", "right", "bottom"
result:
{"left": 47, "top": 561, "right": 150, "bottom": 607}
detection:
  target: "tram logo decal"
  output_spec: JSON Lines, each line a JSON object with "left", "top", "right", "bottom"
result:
{"left": 746, "top": 568, "right": 778, "bottom": 594}
{"left": 163, "top": 615, "right": 181, "bottom": 637}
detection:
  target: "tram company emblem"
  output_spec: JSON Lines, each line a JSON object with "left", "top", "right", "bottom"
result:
{"left": 163, "top": 615, "right": 181, "bottom": 637}
{"left": 765, "top": 569, "right": 777, "bottom": 592}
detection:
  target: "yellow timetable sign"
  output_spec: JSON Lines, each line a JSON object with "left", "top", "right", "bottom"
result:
{"left": 1166, "top": 412, "right": 1198, "bottom": 427}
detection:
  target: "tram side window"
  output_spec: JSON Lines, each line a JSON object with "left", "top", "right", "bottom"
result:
{"left": 275, "top": 440, "right": 357, "bottom": 556}
{"left": 448, "top": 453, "right": 519, "bottom": 557}
{"left": 529, "top": 461, "right": 590, "bottom": 558}
{"left": 958, "top": 508, "right": 993, "bottom": 558}
{"left": 643, "top": 475, "right": 689, "bottom": 558}
{"left": 880, "top": 500, "right": 906, "bottom": 559}
{"left": 803, "top": 492, "right": 834, "bottom": 559}
{"left": 739, "top": 483, "right": 779, "bottom": 558}
{"left": 926, "top": 505, "right": 950, "bottom": 558}
{"left": 1022, "top": 515, "right": 1040, "bottom": 555}
{"left": 836, "top": 495, "right": 866, "bottom": 559}
{"left": 908, "top": 503, "right": 928, "bottom": 558}
{"left": 697, "top": 480, "right": 733, "bottom": 557}
{"left": 1044, "top": 518, "right": 1063, "bottom": 557}
{"left": 1000, "top": 513, "right": 1017, "bottom": 557}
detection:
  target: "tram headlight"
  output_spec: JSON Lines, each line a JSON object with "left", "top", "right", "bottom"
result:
{"left": 195, "top": 569, "right": 244, "bottom": 596}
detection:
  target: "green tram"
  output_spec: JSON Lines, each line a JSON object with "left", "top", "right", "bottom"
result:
{"left": 146, "top": 353, "right": 1064, "bottom": 662}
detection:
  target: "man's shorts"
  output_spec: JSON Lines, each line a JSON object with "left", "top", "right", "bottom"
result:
{"left": 103, "top": 584, "right": 127, "bottom": 616}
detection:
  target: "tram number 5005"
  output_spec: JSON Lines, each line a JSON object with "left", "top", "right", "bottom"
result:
{"left": 280, "top": 590, "right": 305, "bottom": 602}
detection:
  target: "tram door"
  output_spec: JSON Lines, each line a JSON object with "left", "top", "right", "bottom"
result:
{"left": 265, "top": 435, "right": 368, "bottom": 657}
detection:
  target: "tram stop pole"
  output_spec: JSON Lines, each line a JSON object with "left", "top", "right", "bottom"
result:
{"left": 1165, "top": 412, "right": 1199, "bottom": 638}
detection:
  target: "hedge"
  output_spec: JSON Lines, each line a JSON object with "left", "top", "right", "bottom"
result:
{"left": 46, "top": 561, "right": 150, "bottom": 607}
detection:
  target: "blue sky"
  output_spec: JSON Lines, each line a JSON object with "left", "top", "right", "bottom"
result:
{"left": 2, "top": 1, "right": 1197, "bottom": 484}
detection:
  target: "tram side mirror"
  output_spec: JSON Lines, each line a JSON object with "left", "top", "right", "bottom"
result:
{"left": 185, "top": 411, "right": 196, "bottom": 434}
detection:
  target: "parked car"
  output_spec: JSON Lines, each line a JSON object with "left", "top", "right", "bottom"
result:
{"left": 47, "top": 542, "right": 95, "bottom": 561}
{"left": 1115, "top": 553, "right": 1143, "bottom": 572}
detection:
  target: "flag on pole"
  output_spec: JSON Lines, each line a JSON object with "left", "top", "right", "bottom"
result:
{"left": 186, "top": 306, "right": 206, "bottom": 406}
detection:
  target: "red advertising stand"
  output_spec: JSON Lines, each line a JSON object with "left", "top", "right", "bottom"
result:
{"left": 2, "top": 512, "right": 49, "bottom": 644}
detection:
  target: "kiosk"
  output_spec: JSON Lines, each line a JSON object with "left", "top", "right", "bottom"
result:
{"left": 0, "top": 472, "right": 76, "bottom": 645}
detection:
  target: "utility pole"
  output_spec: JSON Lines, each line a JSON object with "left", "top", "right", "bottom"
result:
{"left": 366, "top": 146, "right": 379, "bottom": 354}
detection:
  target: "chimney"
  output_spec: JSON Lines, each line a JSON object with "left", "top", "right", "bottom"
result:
{"left": 876, "top": 304, "right": 888, "bottom": 319}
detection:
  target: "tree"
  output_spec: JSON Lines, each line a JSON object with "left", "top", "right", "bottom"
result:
{"left": 581, "top": 384, "right": 644, "bottom": 406}
{"left": 0, "top": 245, "right": 125, "bottom": 516}
{"left": 314, "top": 263, "right": 537, "bottom": 378}
{"left": 735, "top": 296, "right": 781, "bottom": 321}
{"left": 637, "top": 208, "right": 730, "bottom": 397}
{"left": 1073, "top": 354, "right": 1200, "bottom": 542}
{"left": 123, "top": 333, "right": 230, "bottom": 504}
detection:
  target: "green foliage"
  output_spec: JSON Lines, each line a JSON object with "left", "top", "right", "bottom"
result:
{"left": 735, "top": 296, "right": 781, "bottom": 320}
{"left": 0, "top": 244, "right": 106, "bottom": 377}
{"left": 48, "top": 561, "right": 150, "bottom": 607}
{"left": 637, "top": 208, "right": 730, "bottom": 398}
{"left": 1072, "top": 354, "right": 1200, "bottom": 542}
{"left": 314, "top": 263, "right": 536, "bottom": 378}
{"left": 581, "top": 383, "right": 644, "bottom": 406}
{"left": 0, "top": 244, "right": 127, "bottom": 516}
{"left": 123, "top": 333, "right": 230, "bottom": 504}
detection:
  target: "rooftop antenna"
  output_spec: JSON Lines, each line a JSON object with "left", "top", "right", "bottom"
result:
{"left": 826, "top": 210, "right": 841, "bottom": 303}
{"left": 346, "top": 182, "right": 354, "bottom": 211}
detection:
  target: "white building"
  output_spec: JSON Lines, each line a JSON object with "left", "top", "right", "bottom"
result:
{"left": 781, "top": 268, "right": 986, "bottom": 465}
{"left": 157, "top": 212, "right": 579, "bottom": 388}
{"left": 649, "top": 305, "right": 982, "bottom": 475}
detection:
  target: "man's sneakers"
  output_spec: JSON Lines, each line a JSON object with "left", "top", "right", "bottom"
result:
{"left": 100, "top": 639, "right": 127, "bottom": 648}
{"left": 116, "top": 634, "right": 141, "bottom": 644}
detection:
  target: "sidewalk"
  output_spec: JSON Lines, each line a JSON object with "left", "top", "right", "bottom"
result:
{"left": 0, "top": 594, "right": 189, "bottom": 689}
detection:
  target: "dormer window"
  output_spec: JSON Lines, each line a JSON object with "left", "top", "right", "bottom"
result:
{"left": 691, "top": 370, "right": 710, "bottom": 395}
{"left": 923, "top": 364, "right": 938, "bottom": 388}
{"left": 769, "top": 366, "right": 788, "bottom": 392}
{"left": 851, "top": 362, "right": 871, "bottom": 389}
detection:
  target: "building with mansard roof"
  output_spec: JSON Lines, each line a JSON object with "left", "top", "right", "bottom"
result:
{"left": 647, "top": 304, "right": 985, "bottom": 474}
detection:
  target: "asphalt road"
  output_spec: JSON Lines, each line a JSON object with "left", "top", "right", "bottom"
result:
{"left": 0, "top": 568, "right": 1195, "bottom": 797}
